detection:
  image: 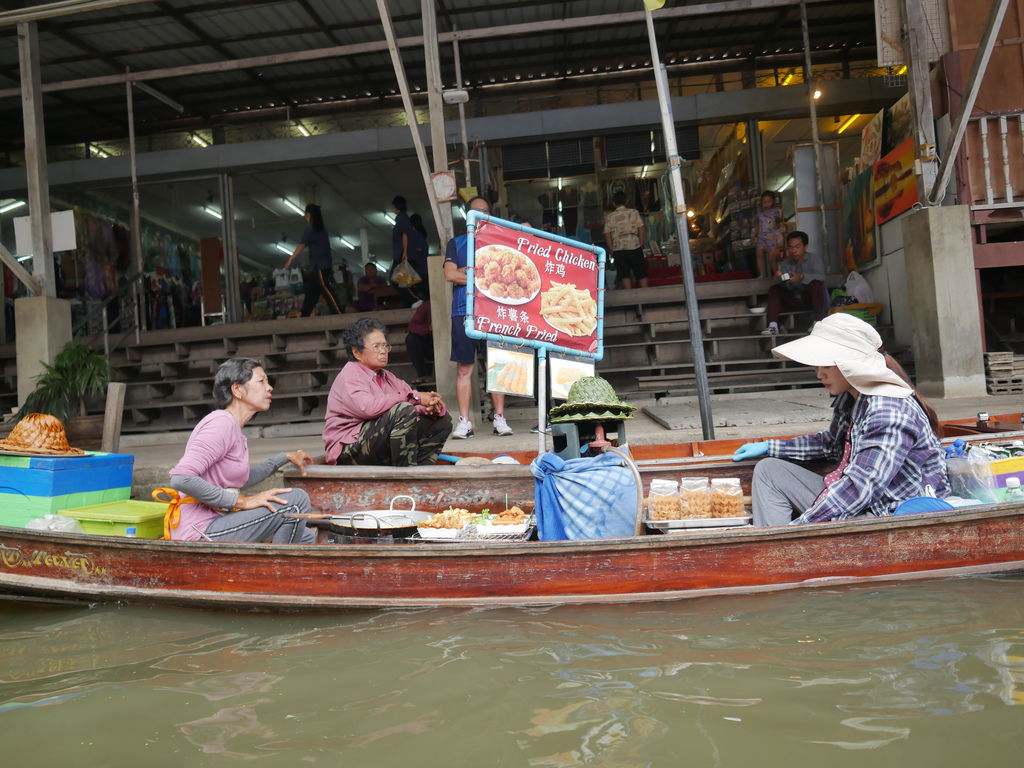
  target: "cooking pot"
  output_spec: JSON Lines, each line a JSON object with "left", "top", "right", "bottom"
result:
{"left": 327, "top": 495, "right": 430, "bottom": 539}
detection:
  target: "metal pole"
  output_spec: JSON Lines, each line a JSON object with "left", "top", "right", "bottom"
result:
{"left": 374, "top": 0, "right": 447, "bottom": 233}
{"left": 799, "top": 0, "right": 832, "bottom": 272}
{"left": 126, "top": 74, "right": 144, "bottom": 342}
{"left": 928, "top": 0, "right": 1011, "bottom": 204}
{"left": 452, "top": 27, "right": 473, "bottom": 189}
{"left": 536, "top": 348, "right": 547, "bottom": 456}
{"left": 18, "top": 22, "right": 55, "bottom": 297}
{"left": 219, "top": 172, "right": 240, "bottom": 323}
{"left": 645, "top": 10, "right": 715, "bottom": 440}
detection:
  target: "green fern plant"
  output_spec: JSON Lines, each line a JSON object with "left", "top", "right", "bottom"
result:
{"left": 17, "top": 341, "right": 111, "bottom": 421}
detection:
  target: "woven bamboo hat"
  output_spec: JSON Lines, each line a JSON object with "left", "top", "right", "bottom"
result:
{"left": 0, "top": 413, "right": 86, "bottom": 456}
{"left": 549, "top": 376, "right": 637, "bottom": 423}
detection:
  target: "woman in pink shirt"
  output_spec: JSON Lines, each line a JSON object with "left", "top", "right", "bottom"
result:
{"left": 323, "top": 317, "right": 451, "bottom": 465}
{"left": 168, "top": 358, "right": 316, "bottom": 543}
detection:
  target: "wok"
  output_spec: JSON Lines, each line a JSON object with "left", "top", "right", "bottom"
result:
{"left": 326, "top": 495, "right": 431, "bottom": 539}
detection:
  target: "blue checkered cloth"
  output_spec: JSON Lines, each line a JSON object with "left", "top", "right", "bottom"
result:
{"left": 530, "top": 452, "right": 638, "bottom": 540}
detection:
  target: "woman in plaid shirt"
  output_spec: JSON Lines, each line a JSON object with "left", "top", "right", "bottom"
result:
{"left": 733, "top": 313, "right": 949, "bottom": 526}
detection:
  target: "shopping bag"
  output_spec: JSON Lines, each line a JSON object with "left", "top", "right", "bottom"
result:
{"left": 391, "top": 260, "right": 422, "bottom": 287}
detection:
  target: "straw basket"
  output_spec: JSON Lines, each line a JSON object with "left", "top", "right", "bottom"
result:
{"left": 829, "top": 302, "right": 883, "bottom": 327}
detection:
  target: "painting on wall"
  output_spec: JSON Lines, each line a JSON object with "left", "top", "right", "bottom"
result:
{"left": 842, "top": 166, "right": 879, "bottom": 271}
{"left": 859, "top": 109, "right": 885, "bottom": 169}
{"left": 874, "top": 137, "right": 918, "bottom": 225}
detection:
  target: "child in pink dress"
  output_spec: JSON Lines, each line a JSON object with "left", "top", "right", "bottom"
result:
{"left": 754, "top": 191, "right": 784, "bottom": 279}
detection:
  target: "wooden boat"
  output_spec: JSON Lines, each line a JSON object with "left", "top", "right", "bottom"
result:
{"left": 288, "top": 421, "right": 1024, "bottom": 515}
{"left": 1, "top": 455, "right": 1022, "bottom": 610}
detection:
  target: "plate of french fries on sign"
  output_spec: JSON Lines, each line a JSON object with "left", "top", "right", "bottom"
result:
{"left": 540, "top": 282, "right": 598, "bottom": 337}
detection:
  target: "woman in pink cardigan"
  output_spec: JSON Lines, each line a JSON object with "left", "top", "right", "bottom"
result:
{"left": 168, "top": 358, "right": 316, "bottom": 543}
{"left": 323, "top": 317, "right": 451, "bottom": 465}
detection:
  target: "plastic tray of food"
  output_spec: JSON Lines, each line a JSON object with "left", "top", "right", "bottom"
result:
{"left": 646, "top": 516, "right": 752, "bottom": 530}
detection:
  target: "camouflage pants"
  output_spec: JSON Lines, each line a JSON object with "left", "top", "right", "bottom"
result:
{"left": 341, "top": 402, "right": 452, "bottom": 466}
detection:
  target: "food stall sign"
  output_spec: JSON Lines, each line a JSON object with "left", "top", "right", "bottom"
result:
{"left": 465, "top": 211, "right": 605, "bottom": 360}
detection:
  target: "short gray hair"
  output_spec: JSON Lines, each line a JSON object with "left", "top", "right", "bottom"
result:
{"left": 343, "top": 317, "right": 386, "bottom": 360}
{"left": 213, "top": 357, "right": 264, "bottom": 408}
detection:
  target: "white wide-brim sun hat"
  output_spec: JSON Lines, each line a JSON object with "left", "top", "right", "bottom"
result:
{"left": 771, "top": 313, "right": 913, "bottom": 398}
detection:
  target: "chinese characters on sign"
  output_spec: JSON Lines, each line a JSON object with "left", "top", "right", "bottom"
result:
{"left": 466, "top": 214, "right": 604, "bottom": 357}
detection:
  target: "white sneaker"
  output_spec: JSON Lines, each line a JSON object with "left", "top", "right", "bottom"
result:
{"left": 410, "top": 299, "right": 424, "bottom": 309}
{"left": 492, "top": 414, "right": 513, "bottom": 436}
{"left": 760, "top": 322, "right": 779, "bottom": 336}
{"left": 451, "top": 417, "right": 474, "bottom": 439}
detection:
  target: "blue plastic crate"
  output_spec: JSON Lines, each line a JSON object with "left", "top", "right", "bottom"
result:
{"left": 0, "top": 452, "right": 134, "bottom": 497}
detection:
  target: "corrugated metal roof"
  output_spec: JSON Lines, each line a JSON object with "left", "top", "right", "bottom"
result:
{"left": 0, "top": 0, "right": 879, "bottom": 148}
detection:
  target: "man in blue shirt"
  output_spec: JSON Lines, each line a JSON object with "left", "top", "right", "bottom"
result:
{"left": 443, "top": 196, "right": 513, "bottom": 438}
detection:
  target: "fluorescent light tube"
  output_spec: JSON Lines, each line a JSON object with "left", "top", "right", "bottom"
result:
{"left": 275, "top": 242, "right": 293, "bottom": 255}
{"left": 282, "top": 198, "right": 305, "bottom": 215}
{"left": 202, "top": 205, "right": 223, "bottom": 220}
{"left": 0, "top": 200, "right": 26, "bottom": 214}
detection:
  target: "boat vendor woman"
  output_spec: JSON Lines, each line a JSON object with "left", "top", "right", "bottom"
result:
{"left": 323, "top": 317, "right": 452, "bottom": 466}
{"left": 732, "top": 313, "right": 948, "bottom": 527}
{"left": 168, "top": 358, "right": 316, "bottom": 543}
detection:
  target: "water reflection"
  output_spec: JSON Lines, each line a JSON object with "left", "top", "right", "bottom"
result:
{"left": 0, "top": 574, "right": 1021, "bottom": 766}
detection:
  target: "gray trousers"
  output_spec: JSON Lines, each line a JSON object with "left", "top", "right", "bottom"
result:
{"left": 751, "top": 457, "right": 826, "bottom": 527}
{"left": 204, "top": 488, "right": 316, "bottom": 544}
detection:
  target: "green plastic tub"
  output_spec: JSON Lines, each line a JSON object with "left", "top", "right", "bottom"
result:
{"left": 59, "top": 500, "right": 166, "bottom": 538}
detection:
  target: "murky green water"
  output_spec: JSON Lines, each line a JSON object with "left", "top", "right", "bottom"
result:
{"left": 2, "top": 575, "right": 1023, "bottom": 767}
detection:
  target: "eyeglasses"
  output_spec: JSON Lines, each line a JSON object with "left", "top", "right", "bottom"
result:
{"left": 367, "top": 343, "right": 392, "bottom": 353}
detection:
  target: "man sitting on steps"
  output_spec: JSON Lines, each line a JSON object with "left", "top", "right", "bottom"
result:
{"left": 762, "top": 230, "right": 827, "bottom": 336}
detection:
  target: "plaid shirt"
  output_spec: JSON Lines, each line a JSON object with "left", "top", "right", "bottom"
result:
{"left": 768, "top": 392, "right": 949, "bottom": 524}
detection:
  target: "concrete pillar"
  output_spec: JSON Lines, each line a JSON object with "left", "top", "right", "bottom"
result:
{"left": 902, "top": 205, "right": 986, "bottom": 397}
{"left": 15, "top": 296, "right": 71, "bottom": 407}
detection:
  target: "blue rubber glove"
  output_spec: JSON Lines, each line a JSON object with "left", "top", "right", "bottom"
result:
{"left": 732, "top": 441, "right": 769, "bottom": 462}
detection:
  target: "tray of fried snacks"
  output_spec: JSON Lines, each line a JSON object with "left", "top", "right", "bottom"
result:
{"left": 471, "top": 505, "right": 533, "bottom": 537}
{"left": 417, "top": 507, "right": 477, "bottom": 538}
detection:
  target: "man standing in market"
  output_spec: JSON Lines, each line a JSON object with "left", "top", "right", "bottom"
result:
{"left": 443, "top": 196, "right": 513, "bottom": 439}
{"left": 603, "top": 191, "right": 648, "bottom": 289}
{"left": 762, "top": 230, "right": 828, "bottom": 336}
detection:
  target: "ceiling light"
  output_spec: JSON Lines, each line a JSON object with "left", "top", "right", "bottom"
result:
{"left": 282, "top": 198, "right": 305, "bottom": 215}
{"left": 202, "top": 205, "right": 223, "bottom": 220}
{"left": 896, "top": 64, "right": 908, "bottom": 75}
{"left": 17, "top": 254, "right": 32, "bottom": 262}
{"left": 686, "top": 209, "right": 695, "bottom": 218}
{"left": 812, "top": 88, "right": 822, "bottom": 100}
{"left": 836, "top": 114, "right": 861, "bottom": 134}
{"left": 89, "top": 144, "right": 110, "bottom": 158}
{"left": 295, "top": 122, "right": 311, "bottom": 137}
{"left": 384, "top": 212, "right": 396, "bottom": 225}
{"left": 641, "top": 165, "right": 649, "bottom": 177}
{"left": 778, "top": 177, "right": 795, "bottom": 192}
{"left": 557, "top": 178, "right": 563, "bottom": 191}
{"left": 453, "top": 205, "right": 465, "bottom": 220}
{"left": 275, "top": 242, "right": 293, "bottom": 255}
{"left": 338, "top": 237, "right": 356, "bottom": 250}
{"left": 781, "top": 73, "right": 794, "bottom": 86}
{"left": 0, "top": 200, "right": 26, "bottom": 214}
{"left": 191, "top": 133, "right": 210, "bottom": 148}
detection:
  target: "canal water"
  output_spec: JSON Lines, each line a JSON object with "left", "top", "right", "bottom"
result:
{"left": 2, "top": 574, "right": 1022, "bottom": 767}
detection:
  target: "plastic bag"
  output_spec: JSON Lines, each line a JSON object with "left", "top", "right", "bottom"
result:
{"left": 679, "top": 477, "right": 711, "bottom": 519}
{"left": 647, "top": 479, "right": 681, "bottom": 521}
{"left": 845, "top": 271, "right": 874, "bottom": 303}
{"left": 947, "top": 445, "right": 1000, "bottom": 503}
{"left": 25, "top": 514, "right": 85, "bottom": 533}
{"left": 391, "top": 260, "right": 422, "bottom": 287}
{"left": 710, "top": 478, "right": 745, "bottom": 518}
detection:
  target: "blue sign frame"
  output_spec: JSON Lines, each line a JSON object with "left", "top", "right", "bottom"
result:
{"left": 464, "top": 210, "right": 606, "bottom": 361}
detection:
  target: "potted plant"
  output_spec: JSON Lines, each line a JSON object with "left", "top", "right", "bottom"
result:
{"left": 17, "top": 341, "right": 112, "bottom": 444}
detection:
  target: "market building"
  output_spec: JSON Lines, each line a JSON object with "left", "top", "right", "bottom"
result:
{"left": 0, "top": 0, "right": 1020, "bottom": 434}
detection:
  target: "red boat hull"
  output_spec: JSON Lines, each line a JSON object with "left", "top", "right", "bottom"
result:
{"left": 1, "top": 504, "right": 1022, "bottom": 609}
